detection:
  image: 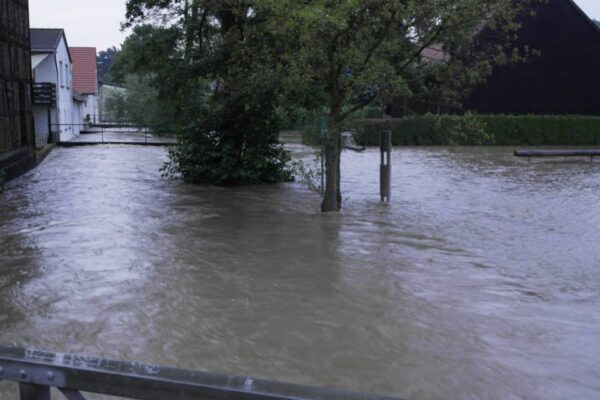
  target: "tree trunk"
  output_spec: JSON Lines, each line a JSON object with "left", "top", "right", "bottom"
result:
{"left": 321, "top": 130, "right": 342, "bottom": 212}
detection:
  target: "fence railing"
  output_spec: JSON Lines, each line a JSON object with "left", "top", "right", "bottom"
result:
{"left": 0, "top": 346, "right": 401, "bottom": 400}
{"left": 47, "top": 123, "right": 155, "bottom": 145}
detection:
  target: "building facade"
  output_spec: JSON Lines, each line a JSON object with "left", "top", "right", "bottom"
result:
{"left": 30, "top": 29, "right": 77, "bottom": 143}
{"left": 0, "top": 0, "right": 36, "bottom": 179}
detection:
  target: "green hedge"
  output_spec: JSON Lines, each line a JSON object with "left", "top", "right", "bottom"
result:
{"left": 352, "top": 115, "right": 600, "bottom": 146}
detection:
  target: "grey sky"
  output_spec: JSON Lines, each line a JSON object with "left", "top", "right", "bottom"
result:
{"left": 28, "top": 0, "right": 600, "bottom": 52}
{"left": 29, "top": 0, "right": 130, "bottom": 51}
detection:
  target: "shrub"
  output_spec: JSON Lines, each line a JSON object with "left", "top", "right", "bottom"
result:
{"left": 298, "top": 107, "right": 384, "bottom": 146}
{"left": 351, "top": 114, "right": 600, "bottom": 146}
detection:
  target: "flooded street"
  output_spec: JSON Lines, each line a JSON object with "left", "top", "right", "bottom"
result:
{"left": 1, "top": 145, "right": 599, "bottom": 399}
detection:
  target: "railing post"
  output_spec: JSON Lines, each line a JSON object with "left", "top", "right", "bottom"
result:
{"left": 380, "top": 130, "right": 391, "bottom": 202}
{"left": 19, "top": 383, "right": 50, "bottom": 400}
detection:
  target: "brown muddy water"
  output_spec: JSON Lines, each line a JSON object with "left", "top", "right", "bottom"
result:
{"left": 1, "top": 145, "right": 599, "bottom": 399}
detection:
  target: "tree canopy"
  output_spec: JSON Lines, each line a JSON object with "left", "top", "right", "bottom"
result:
{"left": 96, "top": 47, "right": 120, "bottom": 82}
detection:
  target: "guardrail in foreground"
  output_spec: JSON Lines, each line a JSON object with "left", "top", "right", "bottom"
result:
{"left": 0, "top": 346, "right": 402, "bottom": 400}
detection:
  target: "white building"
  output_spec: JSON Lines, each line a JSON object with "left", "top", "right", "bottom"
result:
{"left": 30, "top": 28, "right": 77, "bottom": 143}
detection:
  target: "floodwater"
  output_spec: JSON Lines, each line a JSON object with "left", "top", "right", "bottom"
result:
{"left": 1, "top": 145, "right": 599, "bottom": 400}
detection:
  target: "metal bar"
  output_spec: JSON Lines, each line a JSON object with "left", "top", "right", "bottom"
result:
{"left": 0, "top": 346, "right": 403, "bottom": 400}
{"left": 514, "top": 149, "right": 600, "bottom": 157}
{"left": 57, "top": 142, "right": 174, "bottom": 147}
{"left": 59, "top": 388, "right": 87, "bottom": 400}
{"left": 19, "top": 383, "right": 50, "bottom": 400}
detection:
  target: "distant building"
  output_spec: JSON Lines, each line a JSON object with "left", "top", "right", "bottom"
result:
{"left": 0, "top": 0, "right": 36, "bottom": 179}
{"left": 30, "top": 28, "right": 76, "bottom": 142}
{"left": 70, "top": 47, "right": 99, "bottom": 123}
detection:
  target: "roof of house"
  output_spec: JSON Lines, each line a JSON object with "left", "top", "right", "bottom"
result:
{"left": 30, "top": 29, "right": 72, "bottom": 61}
{"left": 70, "top": 47, "right": 98, "bottom": 95}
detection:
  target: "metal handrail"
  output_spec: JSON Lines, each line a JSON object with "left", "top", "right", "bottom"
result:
{"left": 0, "top": 346, "right": 401, "bottom": 400}
{"left": 44, "top": 123, "right": 153, "bottom": 144}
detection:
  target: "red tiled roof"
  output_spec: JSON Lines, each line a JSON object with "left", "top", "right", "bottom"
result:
{"left": 70, "top": 47, "right": 97, "bottom": 94}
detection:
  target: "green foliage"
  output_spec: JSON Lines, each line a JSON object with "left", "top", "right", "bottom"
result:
{"left": 97, "top": 47, "right": 119, "bottom": 82}
{"left": 446, "top": 112, "right": 494, "bottom": 147}
{"left": 298, "top": 107, "right": 383, "bottom": 146}
{"left": 293, "top": 152, "right": 324, "bottom": 196}
{"left": 481, "top": 115, "right": 600, "bottom": 145}
{"left": 103, "top": 88, "right": 128, "bottom": 122}
{"left": 161, "top": 104, "right": 295, "bottom": 184}
{"left": 122, "top": 2, "right": 294, "bottom": 185}
{"left": 106, "top": 25, "right": 180, "bottom": 86}
{"left": 352, "top": 114, "right": 600, "bottom": 146}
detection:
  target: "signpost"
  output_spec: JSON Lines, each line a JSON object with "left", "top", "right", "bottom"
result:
{"left": 380, "top": 130, "right": 391, "bottom": 202}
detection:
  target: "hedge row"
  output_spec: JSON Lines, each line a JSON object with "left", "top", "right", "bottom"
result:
{"left": 349, "top": 115, "right": 600, "bottom": 146}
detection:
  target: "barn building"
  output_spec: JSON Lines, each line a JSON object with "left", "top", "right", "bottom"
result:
{"left": 464, "top": 0, "right": 600, "bottom": 115}
{"left": 389, "top": 0, "right": 600, "bottom": 117}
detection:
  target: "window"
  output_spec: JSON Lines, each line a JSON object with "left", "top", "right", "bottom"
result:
{"left": 59, "top": 61, "right": 64, "bottom": 87}
{"left": 65, "top": 64, "right": 70, "bottom": 89}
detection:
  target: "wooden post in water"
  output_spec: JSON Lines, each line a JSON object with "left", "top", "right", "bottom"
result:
{"left": 380, "top": 130, "right": 391, "bottom": 202}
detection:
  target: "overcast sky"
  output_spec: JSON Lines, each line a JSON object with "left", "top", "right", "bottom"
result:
{"left": 29, "top": 0, "right": 600, "bottom": 52}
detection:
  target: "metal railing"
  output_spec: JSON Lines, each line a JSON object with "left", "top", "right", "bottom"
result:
{"left": 0, "top": 346, "right": 401, "bottom": 400}
{"left": 46, "top": 123, "right": 156, "bottom": 145}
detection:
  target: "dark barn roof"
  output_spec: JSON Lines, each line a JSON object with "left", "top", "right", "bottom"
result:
{"left": 464, "top": 0, "right": 600, "bottom": 115}
{"left": 30, "top": 28, "right": 72, "bottom": 61}
{"left": 30, "top": 29, "right": 64, "bottom": 51}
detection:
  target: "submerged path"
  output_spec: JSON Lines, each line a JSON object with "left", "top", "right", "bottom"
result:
{"left": 0, "top": 145, "right": 599, "bottom": 399}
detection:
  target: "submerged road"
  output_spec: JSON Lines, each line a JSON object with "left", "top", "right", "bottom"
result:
{"left": 1, "top": 145, "right": 599, "bottom": 399}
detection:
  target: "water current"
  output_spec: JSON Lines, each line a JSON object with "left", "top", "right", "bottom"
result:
{"left": 1, "top": 145, "right": 599, "bottom": 399}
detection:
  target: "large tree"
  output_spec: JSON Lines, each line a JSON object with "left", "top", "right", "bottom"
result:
{"left": 265, "top": 0, "right": 534, "bottom": 211}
